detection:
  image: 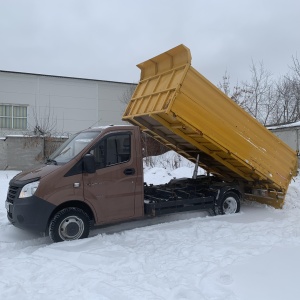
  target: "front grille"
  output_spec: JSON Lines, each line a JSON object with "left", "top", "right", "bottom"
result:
{"left": 7, "top": 185, "right": 20, "bottom": 204}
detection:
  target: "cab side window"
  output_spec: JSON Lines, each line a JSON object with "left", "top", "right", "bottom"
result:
{"left": 91, "top": 133, "right": 131, "bottom": 169}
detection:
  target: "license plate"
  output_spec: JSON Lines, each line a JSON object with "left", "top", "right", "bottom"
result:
{"left": 5, "top": 201, "right": 11, "bottom": 213}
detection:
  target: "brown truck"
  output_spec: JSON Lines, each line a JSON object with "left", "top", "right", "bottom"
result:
{"left": 5, "top": 45, "right": 298, "bottom": 242}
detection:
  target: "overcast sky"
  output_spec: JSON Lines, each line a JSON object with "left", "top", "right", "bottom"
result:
{"left": 0, "top": 0, "right": 299, "bottom": 86}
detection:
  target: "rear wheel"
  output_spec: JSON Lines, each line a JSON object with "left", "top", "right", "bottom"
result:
{"left": 216, "top": 192, "right": 240, "bottom": 215}
{"left": 49, "top": 207, "right": 91, "bottom": 242}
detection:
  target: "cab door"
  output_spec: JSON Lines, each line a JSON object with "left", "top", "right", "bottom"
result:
{"left": 83, "top": 131, "right": 138, "bottom": 224}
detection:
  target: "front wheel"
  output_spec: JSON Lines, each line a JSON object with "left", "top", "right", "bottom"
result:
{"left": 216, "top": 192, "right": 240, "bottom": 215}
{"left": 49, "top": 207, "right": 91, "bottom": 242}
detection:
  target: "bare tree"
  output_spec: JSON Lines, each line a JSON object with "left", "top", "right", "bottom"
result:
{"left": 218, "top": 70, "right": 231, "bottom": 96}
{"left": 273, "top": 77, "right": 294, "bottom": 123}
{"left": 28, "top": 103, "right": 57, "bottom": 136}
{"left": 119, "top": 84, "right": 137, "bottom": 105}
{"left": 290, "top": 55, "right": 300, "bottom": 120}
{"left": 291, "top": 55, "right": 300, "bottom": 78}
{"left": 219, "top": 61, "right": 277, "bottom": 125}
{"left": 271, "top": 55, "right": 300, "bottom": 124}
{"left": 241, "top": 60, "right": 277, "bottom": 125}
{"left": 219, "top": 55, "right": 300, "bottom": 126}
{"left": 24, "top": 103, "right": 60, "bottom": 162}
{"left": 218, "top": 70, "right": 251, "bottom": 107}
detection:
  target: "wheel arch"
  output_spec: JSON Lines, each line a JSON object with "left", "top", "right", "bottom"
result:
{"left": 218, "top": 186, "right": 243, "bottom": 202}
{"left": 47, "top": 200, "right": 95, "bottom": 232}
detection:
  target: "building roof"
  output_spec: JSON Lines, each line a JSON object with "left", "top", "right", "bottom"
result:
{"left": 0, "top": 69, "right": 137, "bottom": 86}
{"left": 268, "top": 121, "right": 300, "bottom": 130}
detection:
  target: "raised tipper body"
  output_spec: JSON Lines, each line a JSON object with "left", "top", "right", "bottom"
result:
{"left": 123, "top": 44, "right": 298, "bottom": 208}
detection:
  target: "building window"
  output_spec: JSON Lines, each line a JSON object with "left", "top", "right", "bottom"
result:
{"left": 0, "top": 104, "right": 27, "bottom": 129}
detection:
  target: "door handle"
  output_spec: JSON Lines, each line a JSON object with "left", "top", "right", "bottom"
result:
{"left": 124, "top": 168, "right": 135, "bottom": 175}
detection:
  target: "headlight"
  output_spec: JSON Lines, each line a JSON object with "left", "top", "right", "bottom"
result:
{"left": 19, "top": 181, "right": 40, "bottom": 198}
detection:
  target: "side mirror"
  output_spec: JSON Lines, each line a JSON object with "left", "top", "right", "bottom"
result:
{"left": 83, "top": 154, "right": 96, "bottom": 174}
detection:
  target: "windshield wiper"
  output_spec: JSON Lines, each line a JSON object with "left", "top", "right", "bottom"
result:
{"left": 59, "top": 147, "right": 71, "bottom": 156}
{"left": 46, "top": 158, "right": 57, "bottom": 165}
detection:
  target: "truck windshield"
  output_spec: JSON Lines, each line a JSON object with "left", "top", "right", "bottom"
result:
{"left": 48, "top": 131, "right": 100, "bottom": 164}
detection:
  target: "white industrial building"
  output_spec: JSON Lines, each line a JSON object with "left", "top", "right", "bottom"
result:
{"left": 0, "top": 70, "right": 136, "bottom": 137}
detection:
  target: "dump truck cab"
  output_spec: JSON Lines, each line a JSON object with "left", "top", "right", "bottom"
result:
{"left": 6, "top": 125, "right": 145, "bottom": 241}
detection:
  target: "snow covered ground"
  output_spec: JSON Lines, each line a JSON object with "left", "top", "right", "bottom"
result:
{"left": 1, "top": 152, "right": 300, "bottom": 300}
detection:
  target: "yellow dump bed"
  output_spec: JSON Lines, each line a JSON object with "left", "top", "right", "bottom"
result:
{"left": 123, "top": 44, "right": 298, "bottom": 195}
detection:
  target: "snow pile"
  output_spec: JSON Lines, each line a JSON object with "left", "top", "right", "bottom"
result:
{"left": 283, "top": 174, "right": 300, "bottom": 211}
{"left": 143, "top": 151, "right": 195, "bottom": 170}
{"left": 143, "top": 151, "right": 205, "bottom": 185}
{"left": 0, "top": 162, "right": 300, "bottom": 299}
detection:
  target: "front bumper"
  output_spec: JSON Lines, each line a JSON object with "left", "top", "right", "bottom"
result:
{"left": 6, "top": 194, "right": 56, "bottom": 233}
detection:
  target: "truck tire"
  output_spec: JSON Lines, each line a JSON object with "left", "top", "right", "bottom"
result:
{"left": 216, "top": 192, "right": 240, "bottom": 215}
{"left": 49, "top": 207, "right": 91, "bottom": 242}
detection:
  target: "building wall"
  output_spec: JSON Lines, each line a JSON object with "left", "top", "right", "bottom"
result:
{"left": 97, "top": 81, "right": 130, "bottom": 125}
{"left": 270, "top": 126, "right": 299, "bottom": 151}
{"left": 0, "top": 70, "right": 135, "bottom": 136}
{"left": 270, "top": 126, "right": 300, "bottom": 165}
